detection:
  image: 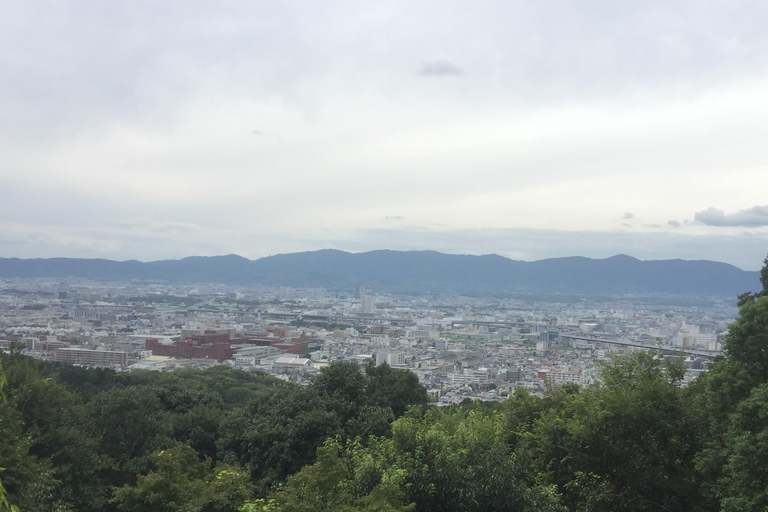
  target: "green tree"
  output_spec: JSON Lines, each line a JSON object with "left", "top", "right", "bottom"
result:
{"left": 313, "top": 361, "right": 368, "bottom": 426}
{"left": 715, "top": 383, "right": 768, "bottom": 511}
{"left": 152, "top": 384, "right": 226, "bottom": 462}
{"left": 692, "top": 356, "right": 757, "bottom": 507}
{"left": 0, "top": 357, "right": 70, "bottom": 512}
{"left": 1, "top": 353, "right": 113, "bottom": 511}
{"left": 722, "top": 295, "right": 768, "bottom": 380}
{"left": 500, "top": 384, "right": 580, "bottom": 448}
{"left": 218, "top": 386, "right": 342, "bottom": 493}
{"left": 257, "top": 404, "right": 565, "bottom": 512}
{"left": 112, "top": 444, "right": 252, "bottom": 512}
{"left": 689, "top": 255, "right": 768, "bottom": 508}
{"left": 347, "top": 408, "right": 563, "bottom": 512}
{"left": 86, "top": 386, "right": 174, "bottom": 487}
{"left": 363, "top": 361, "right": 428, "bottom": 418}
{"left": 219, "top": 362, "right": 428, "bottom": 492}
{"left": 0, "top": 358, "right": 17, "bottom": 512}
{"left": 118, "top": 366, "right": 282, "bottom": 409}
{"left": 0, "top": 403, "right": 61, "bottom": 511}
{"left": 521, "top": 352, "right": 702, "bottom": 511}
{"left": 249, "top": 443, "right": 413, "bottom": 512}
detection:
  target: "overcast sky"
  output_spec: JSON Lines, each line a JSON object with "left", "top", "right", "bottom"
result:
{"left": 2, "top": 1, "right": 768, "bottom": 269}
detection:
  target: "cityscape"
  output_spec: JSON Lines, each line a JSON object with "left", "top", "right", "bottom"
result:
{"left": 1, "top": 277, "right": 734, "bottom": 403}
{"left": 4, "top": 2, "right": 768, "bottom": 508}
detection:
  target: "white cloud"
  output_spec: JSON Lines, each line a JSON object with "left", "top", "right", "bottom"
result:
{"left": 1, "top": 2, "right": 768, "bottom": 266}
{"left": 695, "top": 206, "right": 768, "bottom": 227}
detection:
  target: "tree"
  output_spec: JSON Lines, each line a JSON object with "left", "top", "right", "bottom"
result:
{"left": 363, "top": 361, "right": 428, "bottom": 418}
{"left": 722, "top": 295, "right": 768, "bottom": 380}
{"left": 217, "top": 386, "right": 342, "bottom": 492}
{"left": 0, "top": 358, "right": 17, "bottom": 512}
{"left": 313, "top": 361, "right": 368, "bottom": 425}
{"left": 219, "top": 362, "right": 428, "bottom": 493}
{"left": 0, "top": 357, "right": 69, "bottom": 512}
{"left": 86, "top": 386, "right": 174, "bottom": 487}
{"left": 112, "top": 444, "right": 252, "bottom": 512}
{"left": 258, "top": 404, "right": 565, "bottom": 512}
{"left": 249, "top": 443, "right": 413, "bottom": 512}
{"left": 2, "top": 354, "right": 113, "bottom": 511}
{"left": 500, "top": 384, "right": 580, "bottom": 448}
{"left": 715, "top": 383, "right": 768, "bottom": 511}
{"left": 152, "top": 384, "right": 226, "bottom": 462}
{"left": 521, "top": 352, "right": 703, "bottom": 511}
{"left": 694, "top": 255, "right": 768, "bottom": 509}
{"left": 358, "top": 407, "right": 563, "bottom": 512}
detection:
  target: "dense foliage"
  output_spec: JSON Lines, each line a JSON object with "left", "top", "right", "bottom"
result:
{"left": 0, "top": 356, "right": 427, "bottom": 512}
{"left": 2, "top": 256, "right": 768, "bottom": 511}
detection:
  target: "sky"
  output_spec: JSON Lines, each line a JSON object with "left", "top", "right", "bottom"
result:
{"left": 2, "top": 1, "right": 768, "bottom": 270}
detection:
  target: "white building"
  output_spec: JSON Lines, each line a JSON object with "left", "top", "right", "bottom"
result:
{"left": 361, "top": 286, "right": 375, "bottom": 314}
{"left": 54, "top": 347, "right": 128, "bottom": 367}
{"left": 376, "top": 351, "right": 407, "bottom": 367}
{"left": 273, "top": 356, "right": 312, "bottom": 369}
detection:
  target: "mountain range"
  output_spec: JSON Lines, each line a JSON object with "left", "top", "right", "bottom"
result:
{"left": 0, "top": 250, "right": 760, "bottom": 297}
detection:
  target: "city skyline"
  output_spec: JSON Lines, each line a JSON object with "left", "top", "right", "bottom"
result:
{"left": 2, "top": 2, "right": 768, "bottom": 269}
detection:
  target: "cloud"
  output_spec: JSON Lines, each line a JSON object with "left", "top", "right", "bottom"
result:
{"left": 622, "top": 223, "right": 632, "bottom": 228}
{"left": 0, "top": 222, "right": 122, "bottom": 253}
{"left": 416, "top": 60, "right": 465, "bottom": 77}
{"left": 694, "top": 206, "right": 768, "bottom": 227}
{"left": 384, "top": 216, "right": 404, "bottom": 220}
{"left": 107, "top": 219, "right": 203, "bottom": 234}
{"left": 668, "top": 220, "right": 681, "bottom": 228}
{"left": 622, "top": 212, "right": 634, "bottom": 219}
{"left": 643, "top": 224, "right": 661, "bottom": 228}
{"left": 2, "top": 3, "right": 768, "bottom": 271}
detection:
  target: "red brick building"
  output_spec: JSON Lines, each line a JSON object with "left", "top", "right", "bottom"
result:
{"left": 146, "top": 332, "right": 236, "bottom": 362}
{"left": 271, "top": 337, "right": 310, "bottom": 356}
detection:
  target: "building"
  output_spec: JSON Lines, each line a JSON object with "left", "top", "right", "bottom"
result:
{"left": 271, "top": 337, "right": 310, "bottom": 356}
{"left": 549, "top": 367, "right": 583, "bottom": 385}
{"left": 376, "top": 350, "right": 407, "bottom": 367}
{"left": 361, "top": 286, "right": 375, "bottom": 314}
{"left": 146, "top": 337, "right": 235, "bottom": 362}
{"left": 54, "top": 347, "right": 128, "bottom": 367}
{"left": 145, "top": 330, "right": 239, "bottom": 362}
{"left": 273, "top": 356, "right": 312, "bottom": 369}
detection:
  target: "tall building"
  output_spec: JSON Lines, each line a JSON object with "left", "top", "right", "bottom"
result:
{"left": 361, "top": 286, "right": 375, "bottom": 314}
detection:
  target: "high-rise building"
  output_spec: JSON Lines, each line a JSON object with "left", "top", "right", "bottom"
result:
{"left": 361, "top": 286, "right": 375, "bottom": 314}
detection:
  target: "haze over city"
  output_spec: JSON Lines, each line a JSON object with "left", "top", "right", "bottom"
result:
{"left": 2, "top": 2, "right": 768, "bottom": 269}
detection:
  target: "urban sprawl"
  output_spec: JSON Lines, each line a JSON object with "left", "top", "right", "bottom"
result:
{"left": 0, "top": 279, "right": 734, "bottom": 404}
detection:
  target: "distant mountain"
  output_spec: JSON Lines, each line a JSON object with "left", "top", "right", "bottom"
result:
{"left": 0, "top": 250, "right": 760, "bottom": 296}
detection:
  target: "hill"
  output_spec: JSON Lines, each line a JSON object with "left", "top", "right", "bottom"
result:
{"left": 0, "top": 250, "right": 760, "bottom": 296}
